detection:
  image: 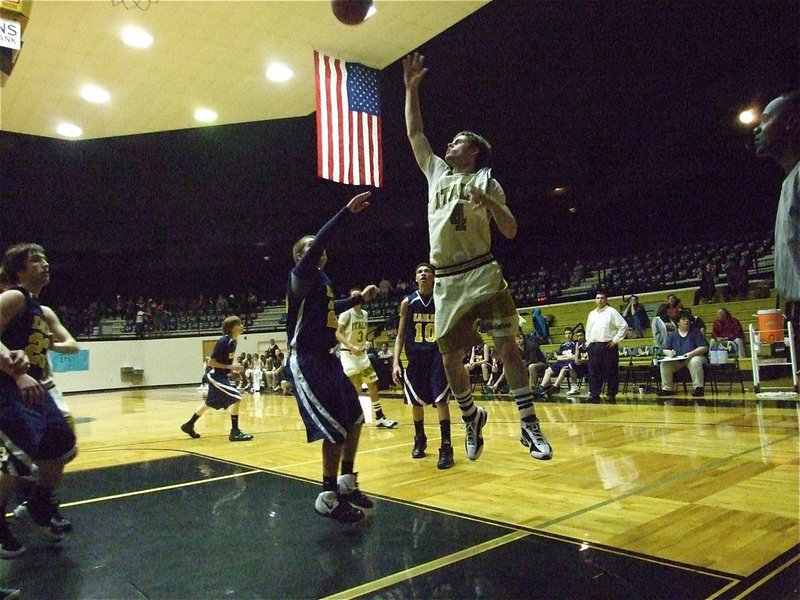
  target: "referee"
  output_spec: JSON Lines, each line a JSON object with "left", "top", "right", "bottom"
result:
{"left": 585, "top": 290, "right": 628, "bottom": 402}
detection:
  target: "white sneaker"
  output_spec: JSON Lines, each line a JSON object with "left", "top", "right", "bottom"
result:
{"left": 464, "top": 407, "right": 488, "bottom": 460}
{"left": 520, "top": 417, "right": 553, "bottom": 460}
{"left": 566, "top": 385, "right": 579, "bottom": 395}
{"left": 375, "top": 417, "right": 398, "bottom": 428}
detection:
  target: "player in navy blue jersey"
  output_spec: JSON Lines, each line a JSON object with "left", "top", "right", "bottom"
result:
{"left": 181, "top": 316, "right": 254, "bottom": 442}
{"left": 392, "top": 263, "right": 454, "bottom": 469}
{"left": 286, "top": 191, "right": 379, "bottom": 524}
{"left": 0, "top": 243, "right": 78, "bottom": 555}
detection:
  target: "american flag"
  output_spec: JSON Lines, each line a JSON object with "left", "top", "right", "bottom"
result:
{"left": 314, "top": 51, "right": 383, "bottom": 188}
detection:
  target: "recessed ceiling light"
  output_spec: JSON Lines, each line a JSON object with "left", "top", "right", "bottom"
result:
{"left": 80, "top": 84, "right": 110, "bottom": 104}
{"left": 57, "top": 123, "right": 83, "bottom": 138}
{"left": 266, "top": 63, "right": 293, "bottom": 82}
{"left": 738, "top": 109, "right": 758, "bottom": 125}
{"left": 121, "top": 26, "right": 153, "bottom": 49}
{"left": 194, "top": 108, "right": 218, "bottom": 123}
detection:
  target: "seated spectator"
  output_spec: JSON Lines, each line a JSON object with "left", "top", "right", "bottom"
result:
{"left": 486, "top": 347, "right": 508, "bottom": 394}
{"left": 571, "top": 330, "right": 589, "bottom": 393}
{"left": 684, "top": 307, "right": 706, "bottom": 336}
{"left": 622, "top": 295, "right": 650, "bottom": 338}
{"left": 265, "top": 352, "right": 283, "bottom": 391}
{"left": 665, "top": 294, "right": 683, "bottom": 324}
{"left": 378, "top": 277, "right": 393, "bottom": 298}
{"left": 516, "top": 331, "right": 547, "bottom": 389}
{"left": 377, "top": 342, "right": 393, "bottom": 359}
{"left": 651, "top": 303, "right": 672, "bottom": 357}
{"left": 464, "top": 342, "right": 490, "bottom": 386}
{"left": 694, "top": 262, "right": 717, "bottom": 305}
{"left": 531, "top": 307, "right": 552, "bottom": 344}
{"left": 724, "top": 258, "right": 749, "bottom": 301}
{"left": 247, "top": 360, "right": 264, "bottom": 393}
{"left": 710, "top": 307, "right": 747, "bottom": 358}
{"left": 657, "top": 310, "right": 709, "bottom": 397}
{"left": 540, "top": 327, "right": 578, "bottom": 394}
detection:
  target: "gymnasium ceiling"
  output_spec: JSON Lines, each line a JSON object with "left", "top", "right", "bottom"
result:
{"left": 0, "top": 0, "right": 489, "bottom": 139}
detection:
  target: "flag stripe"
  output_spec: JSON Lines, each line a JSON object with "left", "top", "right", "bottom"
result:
{"left": 314, "top": 51, "right": 383, "bottom": 188}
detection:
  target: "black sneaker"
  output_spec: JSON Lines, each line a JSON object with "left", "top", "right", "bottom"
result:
{"left": 412, "top": 435, "right": 427, "bottom": 459}
{"left": 229, "top": 429, "right": 254, "bottom": 442}
{"left": 51, "top": 507, "right": 73, "bottom": 533}
{"left": 13, "top": 502, "right": 63, "bottom": 542}
{"left": 0, "top": 520, "right": 24, "bottom": 559}
{"left": 314, "top": 491, "right": 364, "bottom": 523}
{"left": 692, "top": 387, "right": 704, "bottom": 397}
{"left": 437, "top": 446, "right": 454, "bottom": 470}
{"left": 656, "top": 388, "right": 676, "bottom": 397}
{"left": 337, "top": 473, "right": 373, "bottom": 510}
{"left": 181, "top": 422, "right": 200, "bottom": 439}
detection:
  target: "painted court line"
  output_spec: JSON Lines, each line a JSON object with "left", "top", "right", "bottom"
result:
{"left": 60, "top": 470, "right": 262, "bottom": 508}
{"left": 321, "top": 530, "right": 530, "bottom": 600}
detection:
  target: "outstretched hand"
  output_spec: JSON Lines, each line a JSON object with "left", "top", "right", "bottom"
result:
{"left": 346, "top": 191, "right": 372, "bottom": 214}
{"left": 403, "top": 52, "right": 428, "bottom": 91}
{"left": 360, "top": 284, "right": 379, "bottom": 302}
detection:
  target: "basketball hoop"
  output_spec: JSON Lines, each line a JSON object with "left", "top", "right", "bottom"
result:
{"left": 112, "top": 0, "right": 158, "bottom": 10}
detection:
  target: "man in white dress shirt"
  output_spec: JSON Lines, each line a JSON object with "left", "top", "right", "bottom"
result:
{"left": 585, "top": 290, "right": 628, "bottom": 402}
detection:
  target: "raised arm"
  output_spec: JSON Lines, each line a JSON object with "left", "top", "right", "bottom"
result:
{"left": 403, "top": 53, "right": 434, "bottom": 170}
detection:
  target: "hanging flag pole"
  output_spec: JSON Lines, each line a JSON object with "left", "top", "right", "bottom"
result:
{"left": 314, "top": 51, "right": 383, "bottom": 188}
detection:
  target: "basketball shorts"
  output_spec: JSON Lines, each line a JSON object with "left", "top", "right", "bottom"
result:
{"left": 205, "top": 370, "right": 241, "bottom": 410}
{"left": 288, "top": 352, "right": 364, "bottom": 444}
{"left": 339, "top": 350, "right": 379, "bottom": 383}
{"left": 549, "top": 360, "right": 574, "bottom": 375}
{"left": 437, "top": 288, "right": 519, "bottom": 354}
{"left": 403, "top": 352, "right": 449, "bottom": 407}
{"left": 0, "top": 378, "right": 77, "bottom": 478}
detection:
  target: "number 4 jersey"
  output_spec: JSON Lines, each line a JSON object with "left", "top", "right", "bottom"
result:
{"left": 422, "top": 153, "right": 512, "bottom": 341}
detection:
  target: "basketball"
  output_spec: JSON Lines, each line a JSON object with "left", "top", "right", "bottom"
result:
{"left": 331, "top": 0, "right": 373, "bottom": 25}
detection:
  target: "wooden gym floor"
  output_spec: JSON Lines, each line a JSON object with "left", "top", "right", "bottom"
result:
{"left": 1, "top": 384, "right": 798, "bottom": 598}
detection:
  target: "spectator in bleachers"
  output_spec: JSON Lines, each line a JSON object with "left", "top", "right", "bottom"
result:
{"left": 215, "top": 294, "right": 228, "bottom": 315}
{"left": 266, "top": 338, "right": 279, "bottom": 359}
{"left": 723, "top": 257, "right": 749, "bottom": 301}
{"left": 134, "top": 304, "right": 148, "bottom": 338}
{"left": 569, "top": 260, "right": 586, "bottom": 287}
{"left": 651, "top": 303, "right": 672, "bottom": 356}
{"left": 377, "top": 342, "right": 393, "bottom": 359}
{"left": 684, "top": 307, "right": 706, "bottom": 335}
{"left": 657, "top": 309, "right": 709, "bottom": 397}
{"left": 622, "top": 295, "right": 650, "bottom": 338}
{"left": 694, "top": 262, "right": 717, "bottom": 305}
{"left": 531, "top": 308, "right": 552, "bottom": 344}
{"left": 665, "top": 294, "right": 683, "bottom": 324}
{"left": 378, "top": 277, "right": 393, "bottom": 298}
{"left": 710, "top": 307, "right": 747, "bottom": 358}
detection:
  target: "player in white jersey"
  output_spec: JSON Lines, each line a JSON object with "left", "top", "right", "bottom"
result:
{"left": 336, "top": 290, "right": 397, "bottom": 428}
{"left": 404, "top": 52, "right": 552, "bottom": 461}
